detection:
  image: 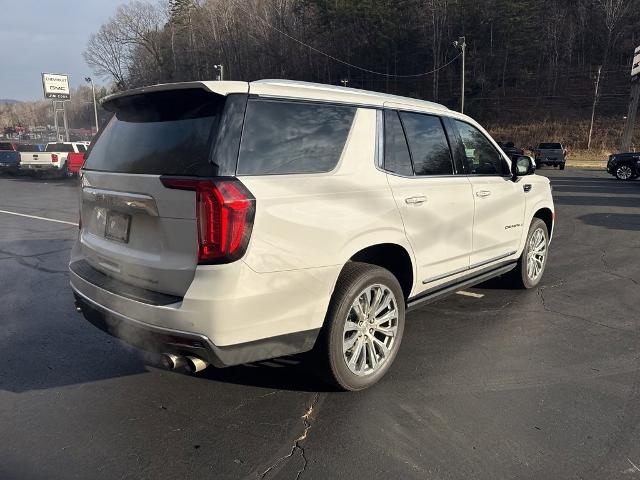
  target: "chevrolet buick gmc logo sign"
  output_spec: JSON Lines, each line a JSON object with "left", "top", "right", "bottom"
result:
{"left": 42, "top": 73, "right": 70, "bottom": 100}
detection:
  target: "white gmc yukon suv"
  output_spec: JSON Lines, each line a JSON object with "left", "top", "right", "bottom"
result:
{"left": 70, "top": 80, "right": 554, "bottom": 390}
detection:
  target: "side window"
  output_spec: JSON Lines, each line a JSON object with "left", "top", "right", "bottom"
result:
{"left": 237, "top": 99, "right": 356, "bottom": 175}
{"left": 399, "top": 112, "right": 453, "bottom": 176}
{"left": 383, "top": 110, "right": 413, "bottom": 176}
{"left": 454, "top": 120, "right": 509, "bottom": 176}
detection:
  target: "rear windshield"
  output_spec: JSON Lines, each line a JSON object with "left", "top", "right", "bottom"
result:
{"left": 84, "top": 89, "right": 222, "bottom": 175}
{"left": 539, "top": 143, "right": 562, "bottom": 149}
{"left": 46, "top": 143, "right": 75, "bottom": 152}
{"left": 237, "top": 99, "right": 356, "bottom": 175}
{"left": 76, "top": 144, "right": 86, "bottom": 152}
{"left": 17, "top": 144, "right": 39, "bottom": 152}
{"left": 0, "top": 142, "right": 14, "bottom": 150}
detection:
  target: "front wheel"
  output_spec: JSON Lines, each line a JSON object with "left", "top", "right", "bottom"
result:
{"left": 509, "top": 218, "right": 549, "bottom": 289}
{"left": 615, "top": 164, "right": 635, "bottom": 181}
{"left": 317, "top": 262, "right": 405, "bottom": 391}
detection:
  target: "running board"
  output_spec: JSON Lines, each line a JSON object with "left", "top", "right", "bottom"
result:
{"left": 406, "top": 261, "right": 517, "bottom": 311}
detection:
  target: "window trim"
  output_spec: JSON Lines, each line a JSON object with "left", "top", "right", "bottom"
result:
{"left": 449, "top": 118, "right": 512, "bottom": 178}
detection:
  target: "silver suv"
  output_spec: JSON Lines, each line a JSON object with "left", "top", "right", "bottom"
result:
{"left": 71, "top": 80, "right": 554, "bottom": 390}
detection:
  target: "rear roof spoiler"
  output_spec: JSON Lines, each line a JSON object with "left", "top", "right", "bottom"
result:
{"left": 101, "top": 81, "right": 249, "bottom": 111}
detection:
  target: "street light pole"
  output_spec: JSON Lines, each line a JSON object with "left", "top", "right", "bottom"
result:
{"left": 453, "top": 36, "right": 467, "bottom": 114}
{"left": 85, "top": 77, "right": 99, "bottom": 135}
{"left": 587, "top": 66, "right": 602, "bottom": 150}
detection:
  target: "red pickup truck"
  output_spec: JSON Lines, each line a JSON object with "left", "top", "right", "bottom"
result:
{"left": 66, "top": 152, "right": 85, "bottom": 176}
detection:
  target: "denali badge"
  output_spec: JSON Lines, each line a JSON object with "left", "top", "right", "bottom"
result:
{"left": 505, "top": 224, "right": 522, "bottom": 230}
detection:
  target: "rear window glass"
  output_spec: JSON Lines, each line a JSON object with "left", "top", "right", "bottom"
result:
{"left": 0, "top": 142, "right": 14, "bottom": 150}
{"left": 539, "top": 143, "right": 562, "bottom": 149}
{"left": 84, "top": 89, "right": 222, "bottom": 175}
{"left": 46, "top": 143, "right": 75, "bottom": 152}
{"left": 76, "top": 144, "right": 87, "bottom": 152}
{"left": 399, "top": 112, "right": 453, "bottom": 176}
{"left": 17, "top": 144, "right": 38, "bottom": 152}
{"left": 237, "top": 99, "right": 355, "bottom": 175}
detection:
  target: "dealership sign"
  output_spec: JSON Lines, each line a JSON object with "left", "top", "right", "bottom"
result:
{"left": 42, "top": 73, "right": 70, "bottom": 100}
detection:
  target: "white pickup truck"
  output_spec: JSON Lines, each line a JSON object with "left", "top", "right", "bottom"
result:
{"left": 21, "top": 142, "right": 87, "bottom": 177}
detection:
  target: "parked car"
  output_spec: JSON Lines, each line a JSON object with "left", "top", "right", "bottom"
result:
{"left": 607, "top": 152, "right": 640, "bottom": 181}
{"left": 70, "top": 80, "right": 555, "bottom": 391}
{"left": 497, "top": 141, "right": 524, "bottom": 159}
{"left": 20, "top": 141, "right": 86, "bottom": 177}
{"left": 0, "top": 150, "right": 20, "bottom": 174}
{"left": 534, "top": 142, "right": 566, "bottom": 169}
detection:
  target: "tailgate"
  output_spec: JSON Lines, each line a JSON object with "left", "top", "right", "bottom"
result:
{"left": 78, "top": 87, "right": 241, "bottom": 297}
{"left": 79, "top": 172, "right": 198, "bottom": 296}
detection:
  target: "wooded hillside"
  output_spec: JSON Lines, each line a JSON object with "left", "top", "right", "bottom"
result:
{"left": 82, "top": 0, "right": 640, "bottom": 152}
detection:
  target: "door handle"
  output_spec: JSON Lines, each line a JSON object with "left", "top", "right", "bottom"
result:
{"left": 405, "top": 195, "right": 427, "bottom": 205}
{"left": 475, "top": 190, "right": 492, "bottom": 198}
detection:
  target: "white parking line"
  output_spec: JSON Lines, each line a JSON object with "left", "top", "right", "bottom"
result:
{"left": 0, "top": 209, "right": 78, "bottom": 227}
{"left": 456, "top": 290, "right": 485, "bottom": 298}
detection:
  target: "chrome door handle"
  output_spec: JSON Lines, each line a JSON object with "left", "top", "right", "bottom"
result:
{"left": 405, "top": 196, "right": 427, "bottom": 205}
{"left": 475, "top": 190, "right": 492, "bottom": 198}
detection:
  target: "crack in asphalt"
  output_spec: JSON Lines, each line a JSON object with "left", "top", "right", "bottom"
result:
{"left": 537, "top": 280, "right": 635, "bottom": 334}
{"left": 0, "top": 247, "right": 70, "bottom": 274}
{"left": 258, "top": 393, "right": 320, "bottom": 480}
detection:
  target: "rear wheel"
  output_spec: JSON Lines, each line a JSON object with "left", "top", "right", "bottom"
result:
{"left": 317, "top": 262, "right": 405, "bottom": 391}
{"left": 615, "top": 164, "right": 634, "bottom": 181}
{"left": 508, "top": 218, "right": 549, "bottom": 289}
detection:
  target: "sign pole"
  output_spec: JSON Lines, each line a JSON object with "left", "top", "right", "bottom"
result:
{"left": 62, "top": 102, "right": 70, "bottom": 142}
{"left": 53, "top": 100, "right": 59, "bottom": 140}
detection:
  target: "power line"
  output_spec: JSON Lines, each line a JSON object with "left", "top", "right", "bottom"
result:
{"left": 238, "top": 5, "right": 461, "bottom": 78}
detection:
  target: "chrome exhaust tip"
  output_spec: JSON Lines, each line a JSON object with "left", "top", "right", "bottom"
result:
{"left": 185, "top": 356, "right": 208, "bottom": 373}
{"left": 161, "top": 353, "right": 187, "bottom": 370}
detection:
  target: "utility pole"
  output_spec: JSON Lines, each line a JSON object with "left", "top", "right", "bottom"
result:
{"left": 587, "top": 65, "right": 602, "bottom": 150}
{"left": 85, "top": 77, "right": 99, "bottom": 135}
{"left": 454, "top": 36, "right": 466, "bottom": 113}
{"left": 621, "top": 45, "right": 640, "bottom": 152}
{"left": 214, "top": 64, "right": 224, "bottom": 81}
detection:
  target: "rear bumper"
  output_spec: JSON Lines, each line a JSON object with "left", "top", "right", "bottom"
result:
{"left": 72, "top": 289, "right": 319, "bottom": 367}
{"left": 69, "top": 248, "right": 337, "bottom": 366}
{"left": 537, "top": 158, "right": 564, "bottom": 165}
{"left": 21, "top": 163, "right": 61, "bottom": 171}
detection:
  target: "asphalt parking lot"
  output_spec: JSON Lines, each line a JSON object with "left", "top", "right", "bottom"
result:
{"left": 0, "top": 169, "right": 639, "bottom": 480}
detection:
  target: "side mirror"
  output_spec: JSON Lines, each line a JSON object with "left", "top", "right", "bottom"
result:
{"left": 511, "top": 155, "right": 536, "bottom": 179}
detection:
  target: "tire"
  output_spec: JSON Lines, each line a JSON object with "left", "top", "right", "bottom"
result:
{"left": 316, "top": 262, "right": 405, "bottom": 391}
{"left": 508, "top": 218, "right": 549, "bottom": 289}
{"left": 559, "top": 163, "right": 565, "bottom": 170}
{"left": 615, "top": 164, "right": 635, "bottom": 181}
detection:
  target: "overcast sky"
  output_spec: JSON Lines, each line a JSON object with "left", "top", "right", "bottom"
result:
{"left": 0, "top": 0, "right": 124, "bottom": 101}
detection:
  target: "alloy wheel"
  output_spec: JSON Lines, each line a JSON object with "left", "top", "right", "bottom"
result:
{"left": 526, "top": 227, "right": 547, "bottom": 281}
{"left": 342, "top": 284, "right": 399, "bottom": 376}
{"left": 617, "top": 165, "right": 633, "bottom": 180}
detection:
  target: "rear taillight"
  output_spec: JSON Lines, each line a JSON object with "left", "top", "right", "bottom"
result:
{"left": 51, "top": 154, "right": 58, "bottom": 163}
{"left": 161, "top": 177, "right": 255, "bottom": 264}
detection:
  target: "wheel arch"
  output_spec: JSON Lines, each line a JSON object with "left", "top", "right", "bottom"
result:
{"left": 344, "top": 243, "right": 415, "bottom": 300}
{"left": 533, "top": 207, "right": 554, "bottom": 237}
